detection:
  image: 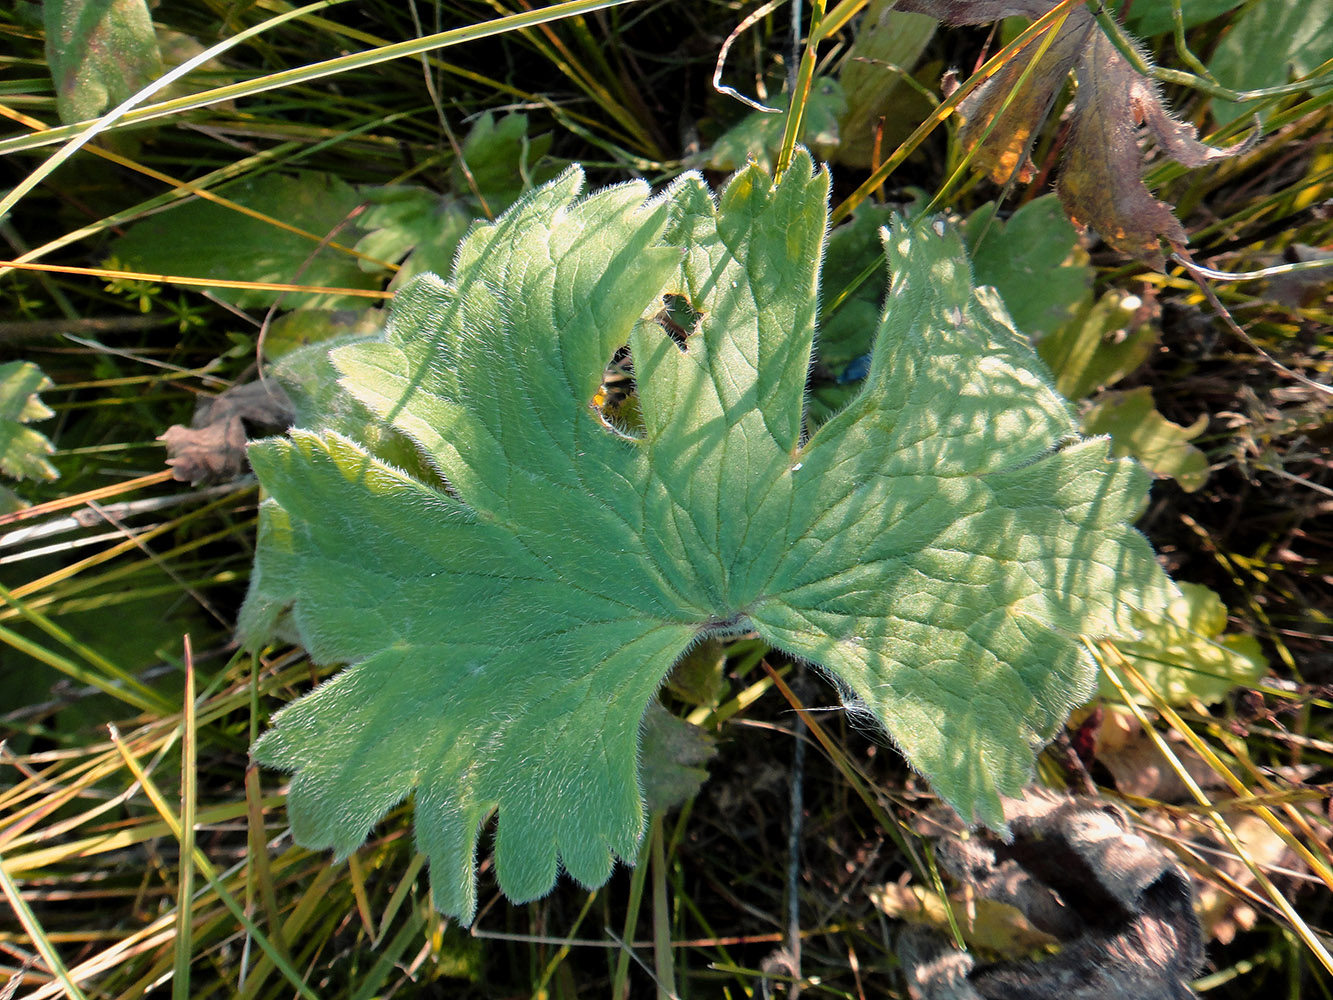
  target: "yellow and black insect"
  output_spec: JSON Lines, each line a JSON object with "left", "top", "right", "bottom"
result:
{"left": 590, "top": 296, "right": 700, "bottom": 436}
{"left": 592, "top": 346, "right": 640, "bottom": 435}
{"left": 592, "top": 348, "right": 634, "bottom": 413}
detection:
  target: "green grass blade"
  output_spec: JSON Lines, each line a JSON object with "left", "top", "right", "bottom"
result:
{"left": 0, "top": 580, "right": 171, "bottom": 713}
{"left": 0, "top": 0, "right": 347, "bottom": 221}
{"left": 108, "top": 726, "right": 323, "bottom": 1000}
{"left": 0, "top": 857, "right": 92, "bottom": 1000}
{"left": 172, "top": 641, "right": 197, "bottom": 1000}
{"left": 0, "top": 0, "right": 646, "bottom": 161}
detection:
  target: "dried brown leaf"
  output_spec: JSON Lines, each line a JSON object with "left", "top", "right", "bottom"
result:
{"left": 900, "top": 1, "right": 1094, "bottom": 185}
{"left": 872, "top": 882, "right": 1062, "bottom": 956}
{"left": 1092, "top": 709, "right": 1227, "bottom": 802}
{"left": 1057, "top": 31, "right": 1193, "bottom": 267}
{"left": 900, "top": 0, "right": 1253, "bottom": 267}
{"left": 160, "top": 380, "right": 293, "bottom": 485}
{"left": 898, "top": 0, "right": 1056, "bottom": 20}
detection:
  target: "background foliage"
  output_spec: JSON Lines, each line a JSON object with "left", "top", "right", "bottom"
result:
{"left": 1, "top": 0, "right": 1331, "bottom": 997}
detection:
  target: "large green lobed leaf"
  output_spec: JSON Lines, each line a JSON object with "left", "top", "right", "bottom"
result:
{"left": 241, "top": 153, "right": 1176, "bottom": 921}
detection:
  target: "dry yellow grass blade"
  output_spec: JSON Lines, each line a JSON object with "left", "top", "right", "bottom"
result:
{"left": 1096, "top": 643, "right": 1333, "bottom": 979}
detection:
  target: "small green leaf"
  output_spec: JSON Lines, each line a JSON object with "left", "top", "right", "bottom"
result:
{"left": 450, "top": 112, "right": 560, "bottom": 215}
{"left": 0, "top": 486, "right": 27, "bottom": 515}
{"left": 1082, "top": 386, "right": 1209, "bottom": 492}
{"left": 1102, "top": 583, "right": 1266, "bottom": 705}
{"left": 110, "top": 172, "right": 379, "bottom": 310}
{"left": 663, "top": 638, "right": 728, "bottom": 708}
{"left": 351, "top": 186, "right": 448, "bottom": 267}
{"left": 639, "top": 702, "right": 716, "bottom": 813}
{"left": 244, "top": 156, "right": 1175, "bottom": 920}
{"left": 1037, "top": 289, "right": 1158, "bottom": 400}
{"left": 835, "top": 1, "right": 937, "bottom": 169}
{"left": 44, "top": 0, "right": 163, "bottom": 124}
{"left": 352, "top": 186, "right": 473, "bottom": 289}
{"left": 0, "top": 361, "right": 59, "bottom": 482}
{"left": 262, "top": 309, "right": 383, "bottom": 362}
{"left": 708, "top": 78, "right": 846, "bottom": 172}
{"left": 966, "top": 196, "right": 1093, "bottom": 339}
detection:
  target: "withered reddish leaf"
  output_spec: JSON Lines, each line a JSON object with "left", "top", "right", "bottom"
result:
{"left": 902, "top": 0, "right": 1251, "bottom": 267}
{"left": 160, "top": 420, "right": 249, "bottom": 485}
{"left": 1057, "top": 32, "right": 1190, "bottom": 267}
{"left": 1136, "top": 84, "right": 1252, "bottom": 171}
{"left": 898, "top": 0, "right": 1054, "bottom": 19}
{"left": 967, "top": 20, "right": 1089, "bottom": 185}
{"left": 160, "top": 380, "right": 293, "bottom": 484}
{"left": 900, "top": 1, "right": 1093, "bottom": 186}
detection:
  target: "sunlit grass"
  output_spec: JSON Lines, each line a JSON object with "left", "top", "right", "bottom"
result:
{"left": 2, "top": 0, "right": 1331, "bottom": 995}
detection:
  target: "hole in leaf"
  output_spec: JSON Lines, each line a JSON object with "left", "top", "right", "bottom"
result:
{"left": 656, "top": 292, "right": 702, "bottom": 348}
{"left": 588, "top": 295, "right": 703, "bottom": 439}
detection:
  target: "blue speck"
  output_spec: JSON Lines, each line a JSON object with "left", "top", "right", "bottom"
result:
{"left": 836, "top": 353, "right": 872, "bottom": 384}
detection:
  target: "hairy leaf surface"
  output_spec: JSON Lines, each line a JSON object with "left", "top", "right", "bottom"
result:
{"left": 0, "top": 361, "right": 59, "bottom": 483}
{"left": 242, "top": 154, "right": 1175, "bottom": 921}
{"left": 44, "top": 0, "right": 162, "bottom": 125}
